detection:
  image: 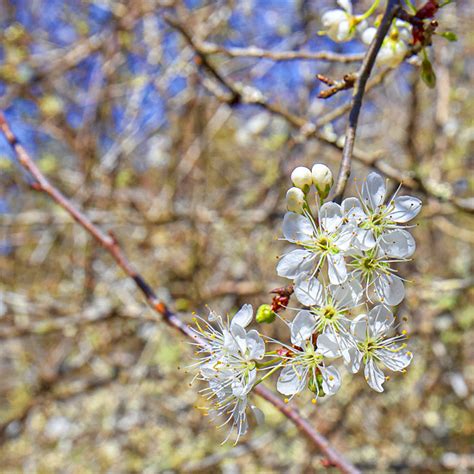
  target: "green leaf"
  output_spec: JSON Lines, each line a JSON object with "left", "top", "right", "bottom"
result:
{"left": 440, "top": 31, "right": 458, "bottom": 42}
{"left": 421, "top": 58, "right": 437, "bottom": 88}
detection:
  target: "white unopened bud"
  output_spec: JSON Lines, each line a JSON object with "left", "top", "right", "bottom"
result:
{"left": 311, "top": 164, "right": 334, "bottom": 199}
{"left": 286, "top": 187, "right": 305, "bottom": 214}
{"left": 291, "top": 166, "right": 313, "bottom": 192}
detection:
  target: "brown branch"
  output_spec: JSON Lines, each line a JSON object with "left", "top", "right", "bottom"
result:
{"left": 317, "top": 73, "right": 358, "bottom": 99}
{"left": 0, "top": 112, "right": 360, "bottom": 474}
{"left": 332, "top": 0, "right": 402, "bottom": 203}
{"left": 198, "top": 42, "right": 365, "bottom": 63}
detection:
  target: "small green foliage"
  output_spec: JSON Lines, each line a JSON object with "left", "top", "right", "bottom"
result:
{"left": 421, "top": 58, "right": 437, "bottom": 88}
{"left": 440, "top": 31, "right": 458, "bottom": 42}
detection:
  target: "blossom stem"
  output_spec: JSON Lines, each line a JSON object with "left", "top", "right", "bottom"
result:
{"left": 358, "top": 0, "right": 382, "bottom": 22}
{"left": 256, "top": 357, "right": 282, "bottom": 368}
{"left": 254, "top": 363, "right": 284, "bottom": 385}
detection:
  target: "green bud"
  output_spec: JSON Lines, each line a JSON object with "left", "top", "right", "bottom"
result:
{"left": 308, "top": 372, "right": 326, "bottom": 397}
{"left": 440, "top": 31, "right": 457, "bottom": 42}
{"left": 256, "top": 304, "right": 277, "bottom": 324}
{"left": 421, "top": 58, "right": 436, "bottom": 89}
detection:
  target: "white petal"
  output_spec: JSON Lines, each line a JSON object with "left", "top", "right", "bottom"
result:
{"left": 276, "top": 249, "right": 315, "bottom": 279}
{"left": 291, "top": 310, "right": 316, "bottom": 346}
{"left": 231, "top": 324, "right": 248, "bottom": 354}
{"left": 250, "top": 405, "right": 265, "bottom": 425}
{"left": 246, "top": 330, "right": 265, "bottom": 360}
{"left": 377, "top": 347, "right": 413, "bottom": 371}
{"left": 232, "top": 369, "right": 256, "bottom": 397}
{"left": 362, "top": 172, "right": 386, "bottom": 210}
{"left": 330, "top": 279, "right": 363, "bottom": 309}
{"left": 282, "top": 212, "right": 314, "bottom": 242}
{"left": 364, "top": 358, "right": 386, "bottom": 392}
{"left": 294, "top": 275, "right": 324, "bottom": 306}
{"left": 223, "top": 329, "right": 240, "bottom": 353}
{"left": 361, "top": 27, "right": 377, "bottom": 45}
{"left": 354, "top": 227, "right": 376, "bottom": 251}
{"left": 317, "top": 333, "right": 341, "bottom": 358}
{"left": 319, "top": 202, "right": 343, "bottom": 233}
{"left": 336, "top": 20, "right": 351, "bottom": 42}
{"left": 277, "top": 365, "right": 306, "bottom": 395}
{"left": 327, "top": 253, "right": 348, "bottom": 285}
{"left": 351, "top": 314, "right": 368, "bottom": 342}
{"left": 389, "top": 196, "right": 422, "bottom": 223}
{"left": 347, "top": 347, "right": 362, "bottom": 373}
{"left": 322, "top": 9, "right": 346, "bottom": 27}
{"left": 379, "top": 229, "right": 416, "bottom": 258}
{"left": 334, "top": 226, "right": 353, "bottom": 251}
{"left": 342, "top": 197, "right": 367, "bottom": 223}
{"left": 320, "top": 365, "right": 342, "bottom": 395}
{"left": 368, "top": 304, "right": 394, "bottom": 338}
{"left": 337, "top": 0, "right": 352, "bottom": 13}
{"left": 375, "top": 274, "right": 405, "bottom": 306}
{"left": 232, "top": 304, "right": 253, "bottom": 329}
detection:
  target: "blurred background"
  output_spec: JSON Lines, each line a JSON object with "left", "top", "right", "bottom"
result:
{"left": 0, "top": 0, "right": 473, "bottom": 472}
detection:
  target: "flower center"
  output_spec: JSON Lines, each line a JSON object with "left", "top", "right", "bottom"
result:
{"left": 316, "top": 236, "right": 331, "bottom": 252}
{"left": 322, "top": 305, "right": 336, "bottom": 320}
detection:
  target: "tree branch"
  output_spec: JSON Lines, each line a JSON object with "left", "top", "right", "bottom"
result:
{"left": 198, "top": 42, "right": 365, "bottom": 63}
{"left": 332, "top": 0, "right": 401, "bottom": 203}
{"left": 0, "top": 111, "right": 360, "bottom": 474}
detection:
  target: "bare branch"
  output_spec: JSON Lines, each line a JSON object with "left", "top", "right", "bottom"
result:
{"left": 199, "top": 42, "right": 365, "bottom": 63}
{"left": 332, "top": 0, "right": 402, "bottom": 203}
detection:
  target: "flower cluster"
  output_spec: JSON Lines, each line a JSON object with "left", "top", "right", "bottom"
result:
{"left": 319, "top": 0, "right": 455, "bottom": 80}
{"left": 189, "top": 164, "right": 421, "bottom": 442}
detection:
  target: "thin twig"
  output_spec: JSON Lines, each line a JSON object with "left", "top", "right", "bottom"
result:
{"left": 332, "top": 0, "right": 401, "bottom": 203}
{"left": 0, "top": 111, "right": 360, "bottom": 474}
{"left": 199, "top": 42, "right": 365, "bottom": 63}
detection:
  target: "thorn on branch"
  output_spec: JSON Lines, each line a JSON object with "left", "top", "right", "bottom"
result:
{"left": 317, "top": 73, "right": 358, "bottom": 99}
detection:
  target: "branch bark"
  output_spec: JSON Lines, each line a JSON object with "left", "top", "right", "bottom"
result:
{"left": 332, "top": 0, "right": 401, "bottom": 203}
{"left": 0, "top": 111, "right": 360, "bottom": 474}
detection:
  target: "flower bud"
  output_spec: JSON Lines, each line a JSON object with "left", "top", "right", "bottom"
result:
{"left": 311, "top": 163, "right": 334, "bottom": 200}
{"left": 291, "top": 166, "right": 313, "bottom": 192}
{"left": 286, "top": 187, "right": 305, "bottom": 214}
{"left": 256, "top": 304, "right": 277, "bottom": 324}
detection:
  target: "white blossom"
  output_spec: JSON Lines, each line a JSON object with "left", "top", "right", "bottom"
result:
{"left": 277, "top": 204, "right": 353, "bottom": 285}
{"left": 349, "top": 247, "right": 407, "bottom": 306}
{"left": 292, "top": 277, "right": 363, "bottom": 363}
{"left": 362, "top": 25, "right": 409, "bottom": 69}
{"left": 348, "top": 305, "right": 413, "bottom": 392}
{"left": 342, "top": 172, "right": 421, "bottom": 252}
{"left": 276, "top": 334, "right": 342, "bottom": 399}
{"left": 190, "top": 305, "right": 265, "bottom": 441}
{"left": 321, "top": 0, "right": 356, "bottom": 42}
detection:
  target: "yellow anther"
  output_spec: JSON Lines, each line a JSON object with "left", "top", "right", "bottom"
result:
{"left": 401, "top": 369, "right": 407, "bottom": 374}
{"left": 385, "top": 376, "right": 390, "bottom": 381}
{"left": 401, "top": 329, "right": 407, "bottom": 335}
{"left": 284, "top": 398, "right": 289, "bottom": 404}
{"left": 329, "top": 375, "right": 334, "bottom": 381}
{"left": 311, "top": 398, "right": 317, "bottom": 404}
{"left": 407, "top": 351, "right": 412, "bottom": 356}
